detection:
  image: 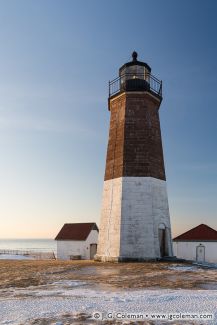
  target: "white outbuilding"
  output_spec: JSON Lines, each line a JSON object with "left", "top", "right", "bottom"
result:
{"left": 173, "top": 224, "right": 217, "bottom": 263}
{"left": 55, "top": 223, "right": 98, "bottom": 260}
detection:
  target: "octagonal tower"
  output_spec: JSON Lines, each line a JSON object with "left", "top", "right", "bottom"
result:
{"left": 95, "top": 52, "right": 173, "bottom": 262}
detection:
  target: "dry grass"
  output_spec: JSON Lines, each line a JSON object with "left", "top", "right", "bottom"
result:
{"left": 0, "top": 260, "right": 216, "bottom": 290}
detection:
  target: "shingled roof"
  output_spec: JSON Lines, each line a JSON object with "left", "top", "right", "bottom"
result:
{"left": 173, "top": 224, "right": 217, "bottom": 241}
{"left": 55, "top": 223, "right": 98, "bottom": 241}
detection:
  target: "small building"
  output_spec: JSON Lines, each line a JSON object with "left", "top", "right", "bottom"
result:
{"left": 55, "top": 223, "right": 98, "bottom": 260}
{"left": 173, "top": 224, "right": 217, "bottom": 263}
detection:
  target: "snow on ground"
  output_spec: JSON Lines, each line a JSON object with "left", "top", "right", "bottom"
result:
{"left": 0, "top": 280, "right": 217, "bottom": 324}
{"left": 0, "top": 254, "right": 34, "bottom": 260}
{"left": 193, "top": 262, "right": 217, "bottom": 269}
{"left": 167, "top": 265, "right": 199, "bottom": 272}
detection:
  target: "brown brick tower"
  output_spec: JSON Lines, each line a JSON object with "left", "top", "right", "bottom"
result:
{"left": 95, "top": 52, "right": 173, "bottom": 262}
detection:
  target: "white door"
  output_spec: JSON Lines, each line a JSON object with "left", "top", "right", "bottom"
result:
{"left": 196, "top": 245, "right": 205, "bottom": 262}
{"left": 90, "top": 244, "right": 97, "bottom": 260}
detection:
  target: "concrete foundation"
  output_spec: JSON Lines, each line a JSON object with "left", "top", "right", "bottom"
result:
{"left": 95, "top": 176, "right": 173, "bottom": 262}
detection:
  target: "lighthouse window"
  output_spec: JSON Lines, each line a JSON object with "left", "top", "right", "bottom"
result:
{"left": 145, "top": 68, "right": 150, "bottom": 83}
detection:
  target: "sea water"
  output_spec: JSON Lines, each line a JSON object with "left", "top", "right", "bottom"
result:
{"left": 0, "top": 238, "right": 56, "bottom": 253}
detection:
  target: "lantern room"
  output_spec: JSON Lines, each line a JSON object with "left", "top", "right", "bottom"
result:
{"left": 119, "top": 51, "right": 151, "bottom": 91}
{"left": 109, "top": 51, "right": 162, "bottom": 100}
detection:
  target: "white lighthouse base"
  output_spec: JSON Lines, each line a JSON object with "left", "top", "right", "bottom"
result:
{"left": 95, "top": 177, "right": 173, "bottom": 262}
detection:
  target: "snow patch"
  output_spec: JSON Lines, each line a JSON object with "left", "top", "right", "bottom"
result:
{"left": 0, "top": 279, "right": 217, "bottom": 324}
{"left": 167, "top": 265, "right": 198, "bottom": 272}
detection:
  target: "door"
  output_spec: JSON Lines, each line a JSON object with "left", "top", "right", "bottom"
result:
{"left": 196, "top": 245, "right": 205, "bottom": 262}
{"left": 90, "top": 244, "right": 97, "bottom": 260}
{"left": 159, "top": 228, "right": 166, "bottom": 257}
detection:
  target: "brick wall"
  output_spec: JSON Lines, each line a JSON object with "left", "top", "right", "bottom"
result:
{"left": 104, "top": 92, "right": 166, "bottom": 181}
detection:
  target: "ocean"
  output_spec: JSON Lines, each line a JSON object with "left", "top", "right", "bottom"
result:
{"left": 0, "top": 239, "right": 56, "bottom": 253}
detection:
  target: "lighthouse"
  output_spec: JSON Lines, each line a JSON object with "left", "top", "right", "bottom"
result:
{"left": 95, "top": 52, "right": 173, "bottom": 262}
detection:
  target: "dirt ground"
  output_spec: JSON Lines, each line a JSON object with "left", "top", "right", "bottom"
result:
{"left": 0, "top": 259, "right": 216, "bottom": 291}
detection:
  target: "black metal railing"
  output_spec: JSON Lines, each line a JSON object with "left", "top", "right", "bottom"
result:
{"left": 109, "top": 73, "right": 162, "bottom": 98}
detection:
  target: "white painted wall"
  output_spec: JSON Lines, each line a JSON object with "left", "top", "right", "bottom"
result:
{"left": 56, "top": 230, "right": 98, "bottom": 260}
{"left": 95, "top": 176, "right": 173, "bottom": 261}
{"left": 173, "top": 241, "right": 217, "bottom": 263}
{"left": 120, "top": 177, "right": 173, "bottom": 259}
{"left": 96, "top": 177, "right": 122, "bottom": 259}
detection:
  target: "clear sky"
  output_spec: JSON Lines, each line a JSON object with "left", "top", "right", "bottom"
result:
{"left": 0, "top": 0, "right": 217, "bottom": 238}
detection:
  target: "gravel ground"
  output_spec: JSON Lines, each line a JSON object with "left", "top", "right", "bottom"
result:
{"left": 0, "top": 260, "right": 216, "bottom": 290}
{"left": 0, "top": 260, "right": 217, "bottom": 324}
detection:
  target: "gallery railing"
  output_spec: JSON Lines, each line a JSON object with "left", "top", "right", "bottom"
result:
{"left": 109, "top": 73, "right": 162, "bottom": 98}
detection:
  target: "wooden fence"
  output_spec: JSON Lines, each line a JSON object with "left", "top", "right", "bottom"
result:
{"left": 0, "top": 249, "right": 56, "bottom": 260}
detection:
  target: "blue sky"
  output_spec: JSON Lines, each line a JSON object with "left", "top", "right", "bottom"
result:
{"left": 0, "top": 0, "right": 216, "bottom": 238}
